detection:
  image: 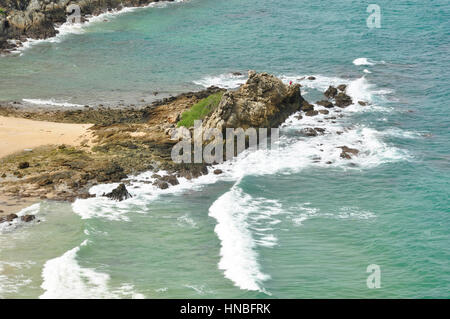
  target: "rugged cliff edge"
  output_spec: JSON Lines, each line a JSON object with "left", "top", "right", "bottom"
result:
{"left": 0, "top": 0, "right": 174, "bottom": 53}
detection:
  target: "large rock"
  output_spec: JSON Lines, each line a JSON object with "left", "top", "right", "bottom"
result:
{"left": 202, "top": 71, "right": 305, "bottom": 132}
{"left": 103, "top": 183, "right": 132, "bottom": 201}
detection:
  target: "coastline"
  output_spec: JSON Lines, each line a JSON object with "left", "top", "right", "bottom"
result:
{"left": 0, "top": 72, "right": 362, "bottom": 222}
{"left": 0, "top": 0, "right": 185, "bottom": 55}
{"left": 0, "top": 85, "right": 225, "bottom": 217}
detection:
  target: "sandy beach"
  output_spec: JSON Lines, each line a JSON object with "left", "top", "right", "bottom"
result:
{"left": 0, "top": 116, "right": 93, "bottom": 159}
{"left": 0, "top": 116, "right": 93, "bottom": 216}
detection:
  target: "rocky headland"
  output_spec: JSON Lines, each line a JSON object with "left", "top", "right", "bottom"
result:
{"left": 0, "top": 71, "right": 360, "bottom": 224}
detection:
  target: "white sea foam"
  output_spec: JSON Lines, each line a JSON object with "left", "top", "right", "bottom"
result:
{"left": 208, "top": 184, "right": 282, "bottom": 293}
{"left": 193, "top": 73, "right": 247, "bottom": 89}
{"left": 353, "top": 57, "right": 375, "bottom": 66}
{"left": 22, "top": 98, "right": 84, "bottom": 108}
{"left": 40, "top": 239, "right": 144, "bottom": 299}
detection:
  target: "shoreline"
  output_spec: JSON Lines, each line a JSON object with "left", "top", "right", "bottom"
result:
{"left": 0, "top": 85, "right": 225, "bottom": 218}
{"left": 1, "top": 0, "right": 184, "bottom": 55}
{"left": 0, "top": 72, "right": 363, "bottom": 225}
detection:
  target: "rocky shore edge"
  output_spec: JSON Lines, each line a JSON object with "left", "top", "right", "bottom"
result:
{"left": 0, "top": 71, "right": 362, "bottom": 226}
{"left": 0, "top": 0, "right": 178, "bottom": 54}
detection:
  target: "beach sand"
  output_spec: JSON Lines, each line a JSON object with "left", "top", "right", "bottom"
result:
{"left": 0, "top": 116, "right": 93, "bottom": 216}
{"left": 0, "top": 116, "right": 93, "bottom": 159}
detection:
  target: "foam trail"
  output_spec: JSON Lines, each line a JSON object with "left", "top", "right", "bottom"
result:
{"left": 208, "top": 183, "right": 282, "bottom": 293}
{"left": 40, "top": 240, "right": 144, "bottom": 299}
{"left": 22, "top": 98, "right": 84, "bottom": 108}
{"left": 193, "top": 73, "right": 247, "bottom": 89}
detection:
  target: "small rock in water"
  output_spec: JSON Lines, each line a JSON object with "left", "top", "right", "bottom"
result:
{"left": 231, "top": 72, "right": 242, "bottom": 76}
{"left": 153, "top": 180, "right": 169, "bottom": 190}
{"left": 338, "top": 146, "right": 360, "bottom": 159}
{"left": 324, "top": 86, "right": 338, "bottom": 99}
{"left": 213, "top": 169, "right": 223, "bottom": 175}
{"left": 103, "top": 184, "right": 132, "bottom": 201}
{"left": 21, "top": 215, "right": 35, "bottom": 222}
{"left": 305, "top": 110, "right": 319, "bottom": 117}
{"left": 319, "top": 110, "right": 329, "bottom": 115}
{"left": 299, "top": 128, "right": 318, "bottom": 137}
{"left": 0, "top": 214, "right": 18, "bottom": 223}
{"left": 335, "top": 92, "right": 353, "bottom": 108}
{"left": 358, "top": 101, "right": 368, "bottom": 106}
{"left": 160, "top": 175, "right": 179, "bottom": 186}
{"left": 307, "top": 76, "right": 316, "bottom": 80}
{"left": 337, "top": 84, "right": 347, "bottom": 92}
{"left": 316, "top": 100, "right": 334, "bottom": 108}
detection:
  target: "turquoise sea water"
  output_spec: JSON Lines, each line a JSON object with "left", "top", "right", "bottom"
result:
{"left": 0, "top": 0, "right": 449, "bottom": 298}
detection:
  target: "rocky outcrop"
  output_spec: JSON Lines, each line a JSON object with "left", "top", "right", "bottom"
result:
{"left": 0, "top": 0, "right": 174, "bottom": 53}
{"left": 0, "top": 213, "right": 17, "bottom": 223}
{"left": 324, "top": 86, "right": 338, "bottom": 99}
{"left": 103, "top": 183, "right": 132, "bottom": 201}
{"left": 202, "top": 71, "right": 305, "bottom": 132}
{"left": 21, "top": 214, "right": 35, "bottom": 222}
{"left": 334, "top": 92, "right": 353, "bottom": 108}
{"left": 339, "top": 146, "right": 359, "bottom": 159}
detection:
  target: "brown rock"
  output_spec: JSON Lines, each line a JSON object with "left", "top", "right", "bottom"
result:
{"left": 160, "top": 175, "right": 179, "bottom": 186}
{"left": 339, "top": 146, "right": 360, "bottom": 159}
{"left": 21, "top": 215, "right": 36, "bottom": 223}
{"left": 0, "top": 214, "right": 18, "bottom": 223}
{"left": 335, "top": 93, "right": 353, "bottom": 108}
{"left": 301, "top": 100, "right": 314, "bottom": 112}
{"left": 307, "top": 76, "right": 316, "bottom": 80}
{"left": 213, "top": 169, "right": 223, "bottom": 175}
{"left": 305, "top": 110, "right": 319, "bottom": 117}
{"left": 358, "top": 101, "right": 368, "bottom": 106}
{"left": 18, "top": 162, "right": 29, "bottom": 169}
{"left": 316, "top": 100, "right": 334, "bottom": 108}
{"left": 324, "top": 86, "right": 338, "bottom": 99}
{"left": 337, "top": 84, "right": 347, "bottom": 92}
{"left": 319, "top": 110, "right": 329, "bottom": 115}
{"left": 153, "top": 180, "right": 169, "bottom": 189}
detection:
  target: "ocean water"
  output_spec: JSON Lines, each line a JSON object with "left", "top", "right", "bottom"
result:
{"left": 0, "top": 0, "right": 449, "bottom": 298}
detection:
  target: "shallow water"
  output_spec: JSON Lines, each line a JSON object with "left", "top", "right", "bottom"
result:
{"left": 0, "top": 0, "right": 449, "bottom": 298}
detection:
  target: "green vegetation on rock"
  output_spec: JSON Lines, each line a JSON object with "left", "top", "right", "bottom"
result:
{"left": 177, "top": 92, "right": 223, "bottom": 128}
{"left": 0, "top": 8, "right": 6, "bottom": 15}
